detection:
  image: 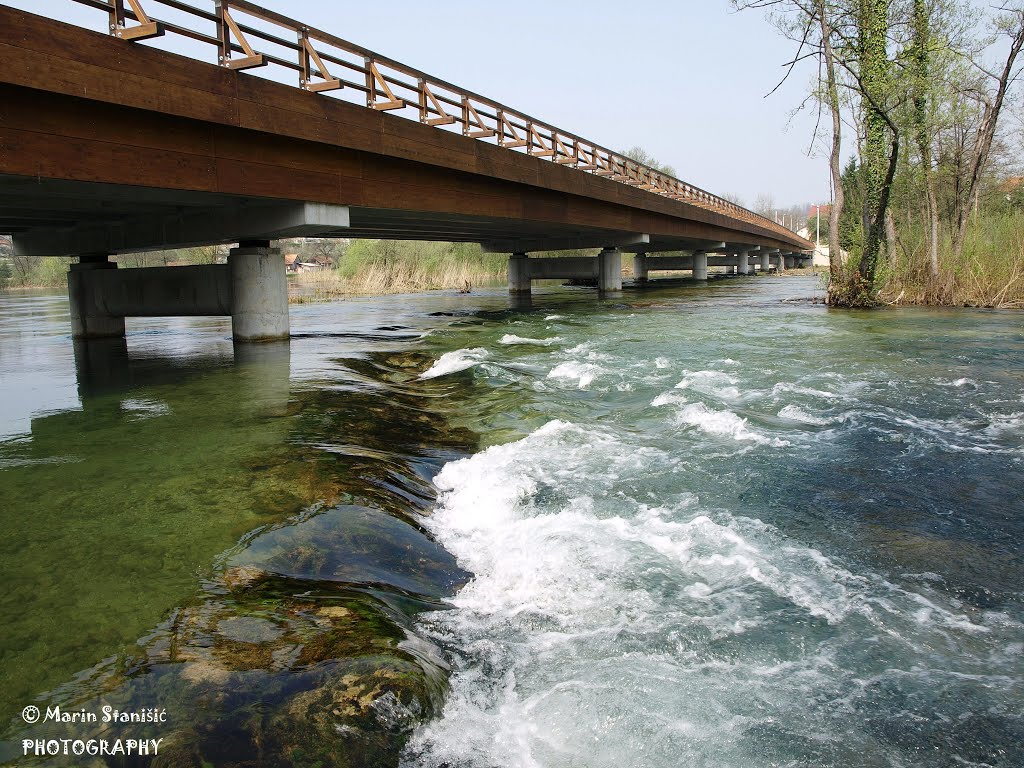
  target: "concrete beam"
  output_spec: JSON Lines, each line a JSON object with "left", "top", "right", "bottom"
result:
{"left": 484, "top": 233, "right": 649, "bottom": 254}
{"left": 646, "top": 255, "right": 695, "bottom": 271}
{"left": 14, "top": 202, "right": 351, "bottom": 257}
{"left": 526, "top": 256, "right": 600, "bottom": 280}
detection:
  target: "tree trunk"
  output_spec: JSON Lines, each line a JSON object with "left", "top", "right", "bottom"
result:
{"left": 857, "top": 0, "right": 897, "bottom": 294}
{"left": 952, "top": 12, "right": 1024, "bottom": 260}
{"left": 885, "top": 208, "right": 898, "bottom": 267}
{"left": 927, "top": 179, "right": 939, "bottom": 278}
{"left": 819, "top": 0, "right": 845, "bottom": 291}
{"left": 911, "top": 0, "right": 939, "bottom": 280}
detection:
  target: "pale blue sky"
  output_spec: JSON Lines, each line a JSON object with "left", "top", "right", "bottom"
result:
{"left": 6, "top": 1, "right": 830, "bottom": 209}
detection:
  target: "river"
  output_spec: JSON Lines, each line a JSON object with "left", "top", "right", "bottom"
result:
{"left": 1, "top": 275, "right": 1021, "bottom": 767}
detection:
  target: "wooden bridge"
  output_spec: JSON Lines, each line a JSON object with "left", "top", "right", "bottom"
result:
{"left": 0, "top": 0, "right": 813, "bottom": 341}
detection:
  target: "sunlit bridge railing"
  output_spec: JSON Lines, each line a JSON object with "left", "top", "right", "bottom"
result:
{"left": 63, "top": 0, "right": 797, "bottom": 242}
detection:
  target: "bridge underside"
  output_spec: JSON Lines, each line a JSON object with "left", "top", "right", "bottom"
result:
{"left": 1, "top": 175, "right": 747, "bottom": 258}
{"left": 0, "top": 5, "right": 812, "bottom": 343}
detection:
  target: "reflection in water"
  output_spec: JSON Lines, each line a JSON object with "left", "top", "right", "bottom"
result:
{"left": 0, "top": 294, "right": 479, "bottom": 766}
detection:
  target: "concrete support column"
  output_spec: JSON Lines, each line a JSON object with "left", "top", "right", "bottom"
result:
{"left": 785, "top": 255, "right": 796, "bottom": 269}
{"left": 229, "top": 241, "right": 289, "bottom": 342}
{"left": 508, "top": 252, "right": 531, "bottom": 294}
{"left": 692, "top": 251, "right": 708, "bottom": 281}
{"left": 774, "top": 254, "right": 786, "bottom": 273}
{"left": 68, "top": 254, "right": 126, "bottom": 340}
{"left": 761, "top": 252, "right": 771, "bottom": 272}
{"left": 598, "top": 247, "right": 622, "bottom": 291}
{"left": 633, "top": 252, "right": 648, "bottom": 283}
{"left": 737, "top": 252, "right": 751, "bottom": 275}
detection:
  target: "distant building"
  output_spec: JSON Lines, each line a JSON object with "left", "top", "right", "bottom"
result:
{"left": 284, "top": 253, "right": 328, "bottom": 273}
{"left": 800, "top": 205, "right": 840, "bottom": 268}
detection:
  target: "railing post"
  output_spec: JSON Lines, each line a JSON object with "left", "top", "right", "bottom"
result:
{"left": 108, "top": 0, "right": 126, "bottom": 34}
{"left": 417, "top": 78, "right": 428, "bottom": 123}
{"left": 215, "top": 0, "right": 231, "bottom": 65}
{"left": 364, "top": 57, "right": 375, "bottom": 106}
{"left": 298, "top": 28, "right": 310, "bottom": 89}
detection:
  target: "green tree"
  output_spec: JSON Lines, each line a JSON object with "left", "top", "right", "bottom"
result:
{"left": 620, "top": 146, "right": 677, "bottom": 177}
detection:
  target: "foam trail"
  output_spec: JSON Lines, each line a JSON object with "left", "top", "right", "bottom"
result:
{"left": 405, "top": 421, "right": 1006, "bottom": 768}
{"left": 500, "top": 334, "right": 562, "bottom": 346}
{"left": 419, "top": 348, "right": 489, "bottom": 379}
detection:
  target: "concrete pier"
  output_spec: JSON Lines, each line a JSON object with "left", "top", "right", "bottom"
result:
{"left": 598, "top": 247, "right": 622, "bottom": 291}
{"left": 774, "top": 254, "right": 786, "bottom": 273}
{"left": 508, "top": 252, "right": 531, "bottom": 293}
{"left": 761, "top": 252, "right": 771, "bottom": 272}
{"left": 229, "top": 242, "right": 289, "bottom": 342}
{"left": 736, "top": 251, "right": 751, "bottom": 275}
{"left": 67, "top": 240, "right": 290, "bottom": 342}
{"left": 633, "top": 252, "right": 648, "bottom": 283}
{"left": 693, "top": 251, "right": 708, "bottom": 281}
{"left": 68, "top": 255, "right": 127, "bottom": 339}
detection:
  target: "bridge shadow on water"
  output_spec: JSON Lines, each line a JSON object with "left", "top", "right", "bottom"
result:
{"left": 0, "top": 325, "right": 482, "bottom": 767}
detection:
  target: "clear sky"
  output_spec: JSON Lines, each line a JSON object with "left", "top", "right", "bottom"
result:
{"left": 6, "top": 0, "right": 830, "bottom": 209}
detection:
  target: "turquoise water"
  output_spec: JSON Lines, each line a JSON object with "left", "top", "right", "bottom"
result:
{"left": 397, "top": 277, "right": 1024, "bottom": 767}
{"left": 1, "top": 276, "right": 1022, "bottom": 767}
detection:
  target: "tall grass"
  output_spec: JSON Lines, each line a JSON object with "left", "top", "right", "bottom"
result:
{"left": 879, "top": 212, "right": 1024, "bottom": 308}
{"left": 291, "top": 240, "right": 508, "bottom": 301}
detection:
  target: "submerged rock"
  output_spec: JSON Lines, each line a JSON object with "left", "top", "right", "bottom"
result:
{"left": 5, "top": 571, "right": 453, "bottom": 768}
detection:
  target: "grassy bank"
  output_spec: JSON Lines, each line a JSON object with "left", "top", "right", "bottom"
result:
{"left": 876, "top": 213, "right": 1024, "bottom": 309}
{"left": 291, "top": 240, "right": 508, "bottom": 302}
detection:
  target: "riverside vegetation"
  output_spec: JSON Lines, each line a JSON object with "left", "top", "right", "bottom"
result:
{"left": 736, "top": 0, "right": 1024, "bottom": 309}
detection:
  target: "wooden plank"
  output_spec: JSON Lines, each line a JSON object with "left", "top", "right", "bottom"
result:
{"left": 234, "top": 98, "right": 383, "bottom": 155}
{"left": 211, "top": 125, "right": 365, "bottom": 179}
{"left": 213, "top": 157, "right": 342, "bottom": 201}
{"left": 1, "top": 128, "right": 219, "bottom": 192}
{"left": 0, "top": 43, "right": 239, "bottom": 127}
{"left": 0, "top": 6, "right": 237, "bottom": 98}
{"left": 115, "top": 21, "right": 165, "bottom": 42}
{"left": 1, "top": 85, "right": 217, "bottom": 158}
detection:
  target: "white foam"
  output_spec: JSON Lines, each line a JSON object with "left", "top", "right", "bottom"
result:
{"left": 676, "top": 403, "right": 790, "bottom": 447}
{"left": 500, "top": 334, "right": 562, "bottom": 346}
{"left": 652, "top": 392, "right": 688, "bottom": 408}
{"left": 655, "top": 357, "right": 671, "bottom": 369}
{"left": 778, "top": 404, "right": 832, "bottom": 426}
{"left": 547, "top": 361, "right": 602, "bottom": 389}
{"left": 771, "top": 381, "right": 838, "bottom": 399}
{"left": 675, "top": 370, "right": 742, "bottom": 401}
{"left": 419, "top": 348, "right": 489, "bottom": 379}
{"left": 544, "top": 315, "right": 565, "bottom": 321}
{"left": 935, "top": 377, "right": 978, "bottom": 388}
{"left": 406, "top": 420, "right": 1003, "bottom": 768}
{"left": 984, "top": 411, "right": 1024, "bottom": 437}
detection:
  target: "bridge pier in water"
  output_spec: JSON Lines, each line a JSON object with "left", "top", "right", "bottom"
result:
{"left": 598, "top": 248, "right": 622, "bottom": 292}
{"left": 633, "top": 253, "right": 649, "bottom": 283}
{"left": 506, "top": 247, "right": 623, "bottom": 294}
{"left": 736, "top": 250, "right": 751, "bottom": 275}
{"left": 67, "top": 241, "right": 290, "bottom": 343}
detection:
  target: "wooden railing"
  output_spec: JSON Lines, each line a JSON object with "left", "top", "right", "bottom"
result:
{"left": 63, "top": 0, "right": 799, "bottom": 243}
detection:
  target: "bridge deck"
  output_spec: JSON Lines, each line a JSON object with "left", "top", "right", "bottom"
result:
{"left": 0, "top": 2, "right": 812, "bottom": 257}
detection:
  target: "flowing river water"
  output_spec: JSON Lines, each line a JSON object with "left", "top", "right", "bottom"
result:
{"left": 0, "top": 275, "right": 1022, "bottom": 767}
